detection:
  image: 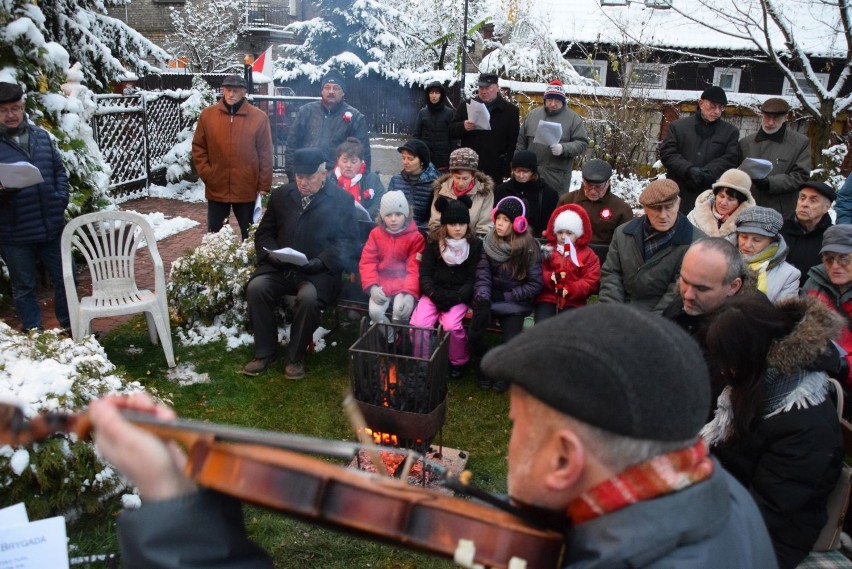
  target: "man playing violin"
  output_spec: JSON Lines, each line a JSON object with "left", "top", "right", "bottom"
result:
{"left": 90, "top": 304, "right": 777, "bottom": 568}
{"left": 482, "top": 304, "right": 777, "bottom": 567}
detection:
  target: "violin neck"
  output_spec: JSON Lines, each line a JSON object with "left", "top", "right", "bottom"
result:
{"left": 120, "top": 412, "right": 362, "bottom": 459}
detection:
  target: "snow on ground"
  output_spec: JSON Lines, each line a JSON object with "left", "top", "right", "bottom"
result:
{"left": 147, "top": 180, "right": 207, "bottom": 203}
{"left": 133, "top": 211, "right": 199, "bottom": 241}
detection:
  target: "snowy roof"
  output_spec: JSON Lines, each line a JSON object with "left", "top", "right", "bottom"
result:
{"left": 529, "top": 0, "right": 847, "bottom": 58}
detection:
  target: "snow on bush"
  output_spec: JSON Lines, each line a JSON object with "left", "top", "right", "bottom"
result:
{"left": 0, "top": 325, "right": 152, "bottom": 520}
{"left": 168, "top": 225, "right": 257, "bottom": 336}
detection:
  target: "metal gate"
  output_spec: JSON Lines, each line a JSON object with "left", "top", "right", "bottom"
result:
{"left": 91, "top": 93, "right": 191, "bottom": 197}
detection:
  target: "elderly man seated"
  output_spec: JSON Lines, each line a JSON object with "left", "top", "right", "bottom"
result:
{"left": 599, "top": 179, "right": 704, "bottom": 313}
{"left": 243, "top": 147, "right": 357, "bottom": 380}
{"left": 804, "top": 224, "right": 852, "bottom": 386}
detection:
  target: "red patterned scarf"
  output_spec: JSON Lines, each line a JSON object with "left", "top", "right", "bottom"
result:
{"left": 567, "top": 440, "right": 713, "bottom": 524}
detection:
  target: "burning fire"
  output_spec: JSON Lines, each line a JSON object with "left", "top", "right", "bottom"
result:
{"left": 364, "top": 427, "right": 398, "bottom": 447}
{"left": 380, "top": 362, "right": 398, "bottom": 407}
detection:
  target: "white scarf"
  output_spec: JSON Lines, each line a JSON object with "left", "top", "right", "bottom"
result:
{"left": 441, "top": 238, "right": 470, "bottom": 266}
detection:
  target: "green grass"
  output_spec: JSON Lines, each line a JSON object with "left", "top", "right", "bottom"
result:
{"left": 73, "top": 314, "right": 512, "bottom": 568}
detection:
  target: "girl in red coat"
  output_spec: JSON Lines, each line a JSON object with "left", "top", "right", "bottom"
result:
{"left": 359, "top": 191, "right": 425, "bottom": 341}
{"left": 535, "top": 204, "right": 601, "bottom": 321}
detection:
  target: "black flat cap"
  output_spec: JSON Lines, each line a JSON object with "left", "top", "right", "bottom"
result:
{"left": 0, "top": 82, "right": 24, "bottom": 103}
{"left": 700, "top": 86, "right": 728, "bottom": 106}
{"left": 581, "top": 159, "right": 613, "bottom": 183}
{"left": 481, "top": 304, "right": 710, "bottom": 441}
{"left": 800, "top": 180, "right": 836, "bottom": 203}
{"left": 221, "top": 75, "right": 247, "bottom": 89}
{"left": 478, "top": 73, "right": 499, "bottom": 87}
{"left": 293, "top": 147, "right": 327, "bottom": 175}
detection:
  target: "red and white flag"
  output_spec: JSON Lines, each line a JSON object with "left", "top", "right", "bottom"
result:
{"left": 252, "top": 46, "right": 273, "bottom": 79}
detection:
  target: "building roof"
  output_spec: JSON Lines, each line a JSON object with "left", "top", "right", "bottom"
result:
{"left": 529, "top": 0, "right": 847, "bottom": 58}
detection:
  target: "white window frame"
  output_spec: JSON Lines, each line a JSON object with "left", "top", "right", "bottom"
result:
{"left": 713, "top": 68, "right": 742, "bottom": 93}
{"left": 569, "top": 59, "right": 608, "bottom": 84}
{"left": 782, "top": 72, "right": 829, "bottom": 98}
{"left": 625, "top": 62, "right": 668, "bottom": 89}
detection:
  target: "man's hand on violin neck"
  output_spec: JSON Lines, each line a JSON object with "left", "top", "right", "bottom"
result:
{"left": 89, "top": 395, "right": 196, "bottom": 502}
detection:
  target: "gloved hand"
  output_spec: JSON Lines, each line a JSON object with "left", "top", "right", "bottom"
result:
{"left": 370, "top": 286, "right": 387, "bottom": 304}
{"left": 432, "top": 291, "right": 459, "bottom": 312}
{"left": 302, "top": 258, "right": 325, "bottom": 274}
{"left": 687, "top": 166, "right": 707, "bottom": 188}
{"left": 550, "top": 143, "right": 564, "bottom": 156}
{"left": 752, "top": 177, "right": 770, "bottom": 192}
{"left": 395, "top": 293, "right": 415, "bottom": 320}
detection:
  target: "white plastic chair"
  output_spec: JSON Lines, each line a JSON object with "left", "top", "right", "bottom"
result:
{"left": 61, "top": 211, "right": 175, "bottom": 367}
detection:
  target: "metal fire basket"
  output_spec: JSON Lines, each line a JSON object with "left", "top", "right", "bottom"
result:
{"left": 348, "top": 321, "right": 449, "bottom": 450}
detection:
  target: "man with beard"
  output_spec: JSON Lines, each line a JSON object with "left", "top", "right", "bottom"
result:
{"left": 450, "top": 73, "right": 520, "bottom": 186}
{"left": 659, "top": 86, "right": 740, "bottom": 215}
{"left": 781, "top": 181, "right": 835, "bottom": 285}
{"left": 738, "top": 98, "right": 811, "bottom": 216}
{"left": 516, "top": 79, "right": 589, "bottom": 195}
{"left": 192, "top": 74, "right": 273, "bottom": 239}
{"left": 0, "top": 82, "right": 70, "bottom": 332}
{"left": 285, "top": 70, "right": 370, "bottom": 182}
{"left": 599, "top": 179, "right": 704, "bottom": 313}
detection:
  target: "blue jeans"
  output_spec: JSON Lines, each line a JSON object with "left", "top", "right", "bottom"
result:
{"left": 0, "top": 237, "right": 71, "bottom": 330}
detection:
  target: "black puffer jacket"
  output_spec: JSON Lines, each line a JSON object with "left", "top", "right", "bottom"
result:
{"left": 703, "top": 296, "right": 845, "bottom": 569}
{"left": 386, "top": 163, "right": 440, "bottom": 226}
{"left": 414, "top": 82, "right": 455, "bottom": 170}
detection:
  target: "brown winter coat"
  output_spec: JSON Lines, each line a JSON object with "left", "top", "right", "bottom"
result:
{"left": 192, "top": 99, "right": 273, "bottom": 203}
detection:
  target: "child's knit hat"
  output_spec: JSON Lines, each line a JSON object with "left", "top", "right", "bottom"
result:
{"left": 436, "top": 195, "right": 472, "bottom": 225}
{"left": 494, "top": 196, "right": 525, "bottom": 224}
{"left": 553, "top": 209, "right": 584, "bottom": 238}
{"left": 380, "top": 190, "right": 409, "bottom": 218}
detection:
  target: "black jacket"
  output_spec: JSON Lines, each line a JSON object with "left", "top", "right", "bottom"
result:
{"left": 284, "top": 100, "right": 370, "bottom": 180}
{"left": 414, "top": 83, "right": 455, "bottom": 170}
{"left": 781, "top": 212, "right": 833, "bottom": 286}
{"left": 419, "top": 238, "right": 483, "bottom": 309}
{"left": 252, "top": 180, "right": 358, "bottom": 302}
{"left": 494, "top": 178, "right": 559, "bottom": 238}
{"left": 659, "top": 113, "right": 740, "bottom": 214}
{"left": 449, "top": 94, "right": 520, "bottom": 185}
{"left": 705, "top": 297, "right": 845, "bottom": 569}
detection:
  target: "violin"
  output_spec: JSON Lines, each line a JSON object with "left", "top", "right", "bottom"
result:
{"left": 0, "top": 403, "right": 566, "bottom": 569}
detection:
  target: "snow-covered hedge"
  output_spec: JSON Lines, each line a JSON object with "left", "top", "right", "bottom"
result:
{"left": 168, "top": 225, "right": 257, "bottom": 333}
{"left": 0, "top": 326, "right": 149, "bottom": 520}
